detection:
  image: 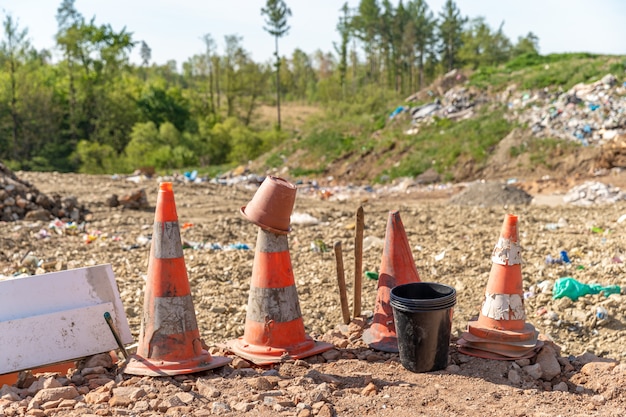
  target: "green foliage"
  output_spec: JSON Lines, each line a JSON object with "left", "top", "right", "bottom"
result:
{"left": 137, "top": 85, "right": 190, "bottom": 132}
{"left": 73, "top": 140, "right": 120, "bottom": 174}
{"left": 470, "top": 53, "right": 616, "bottom": 91}
{"left": 123, "top": 121, "right": 196, "bottom": 171}
{"left": 525, "top": 137, "right": 581, "bottom": 169}
{"left": 386, "top": 106, "right": 513, "bottom": 180}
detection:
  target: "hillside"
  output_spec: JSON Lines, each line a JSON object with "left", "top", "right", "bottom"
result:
{"left": 250, "top": 54, "right": 626, "bottom": 188}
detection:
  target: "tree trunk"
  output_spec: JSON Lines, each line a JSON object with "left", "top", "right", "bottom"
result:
{"left": 275, "top": 35, "right": 282, "bottom": 131}
{"left": 9, "top": 53, "right": 19, "bottom": 160}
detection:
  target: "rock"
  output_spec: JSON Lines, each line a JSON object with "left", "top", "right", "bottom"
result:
{"left": 32, "top": 386, "right": 79, "bottom": 403}
{"left": 232, "top": 401, "right": 254, "bottom": 412}
{"left": 321, "top": 349, "right": 341, "bottom": 361}
{"left": 523, "top": 364, "right": 543, "bottom": 380}
{"left": 196, "top": 380, "right": 220, "bottom": 398}
{"left": 175, "top": 392, "right": 195, "bottom": 404}
{"left": 591, "top": 395, "right": 606, "bottom": 405}
{"left": 361, "top": 382, "right": 378, "bottom": 396}
{"left": 552, "top": 382, "right": 569, "bottom": 392}
{"left": 111, "top": 387, "right": 146, "bottom": 400}
{"left": 536, "top": 345, "right": 561, "bottom": 381}
{"left": 507, "top": 370, "right": 521, "bottom": 384}
{"left": 82, "top": 354, "right": 113, "bottom": 369}
{"left": 581, "top": 361, "right": 618, "bottom": 375}
{"left": 231, "top": 357, "right": 252, "bottom": 369}
{"left": 248, "top": 377, "right": 274, "bottom": 391}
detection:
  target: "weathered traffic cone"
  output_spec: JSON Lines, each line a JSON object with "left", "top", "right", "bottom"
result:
{"left": 362, "top": 210, "right": 421, "bottom": 353}
{"left": 226, "top": 176, "right": 333, "bottom": 365}
{"left": 124, "top": 182, "right": 231, "bottom": 376}
{"left": 458, "top": 213, "right": 540, "bottom": 360}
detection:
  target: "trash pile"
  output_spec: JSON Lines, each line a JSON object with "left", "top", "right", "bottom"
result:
{"left": 563, "top": 181, "right": 626, "bottom": 205}
{"left": 0, "top": 163, "right": 90, "bottom": 222}
{"left": 510, "top": 73, "right": 626, "bottom": 146}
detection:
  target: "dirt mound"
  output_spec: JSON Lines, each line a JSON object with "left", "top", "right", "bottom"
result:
{"left": 0, "top": 163, "right": 89, "bottom": 222}
{"left": 449, "top": 181, "right": 533, "bottom": 206}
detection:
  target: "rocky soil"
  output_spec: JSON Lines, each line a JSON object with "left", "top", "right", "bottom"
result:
{"left": 1, "top": 170, "right": 626, "bottom": 416}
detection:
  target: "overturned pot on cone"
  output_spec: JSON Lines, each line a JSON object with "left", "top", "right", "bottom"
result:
{"left": 240, "top": 176, "right": 296, "bottom": 234}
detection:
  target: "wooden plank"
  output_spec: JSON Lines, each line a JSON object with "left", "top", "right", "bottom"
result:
{"left": 0, "top": 264, "right": 133, "bottom": 374}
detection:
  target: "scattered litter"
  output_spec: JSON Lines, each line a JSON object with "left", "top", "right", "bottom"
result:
{"left": 291, "top": 212, "right": 320, "bottom": 226}
{"left": 552, "top": 277, "right": 621, "bottom": 301}
{"left": 362, "top": 236, "right": 384, "bottom": 252}
{"left": 512, "top": 73, "right": 626, "bottom": 146}
{"left": 563, "top": 181, "right": 626, "bottom": 206}
{"left": 310, "top": 240, "right": 328, "bottom": 253}
{"left": 227, "top": 243, "right": 250, "bottom": 250}
{"left": 365, "top": 271, "right": 379, "bottom": 281}
{"left": 434, "top": 250, "right": 446, "bottom": 261}
{"left": 544, "top": 217, "right": 568, "bottom": 230}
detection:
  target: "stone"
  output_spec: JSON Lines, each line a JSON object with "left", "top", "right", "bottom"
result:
{"left": 507, "top": 370, "right": 521, "bottom": 385}
{"left": 523, "top": 364, "right": 543, "bottom": 380}
{"left": 361, "top": 382, "right": 378, "bottom": 396}
{"left": 535, "top": 345, "right": 561, "bottom": 381}
{"left": 581, "top": 361, "right": 618, "bottom": 376}
{"left": 32, "top": 386, "right": 79, "bottom": 404}
{"left": 552, "top": 382, "right": 569, "bottom": 392}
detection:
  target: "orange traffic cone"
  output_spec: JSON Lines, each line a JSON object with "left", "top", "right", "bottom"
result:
{"left": 226, "top": 176, "right": 333, "bottom": 365}
{"left": 124, "top": 182, "right": 231, "bottom": 376}
{"left": 363, "top": 210, "right": 421, "bottom": 353}
{"left": 458, "top": 214, "right": 540, "bottom": 360}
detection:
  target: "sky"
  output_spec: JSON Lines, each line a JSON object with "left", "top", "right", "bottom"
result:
{"left": 2, "top": 0, "right": 626, "bottom": 70}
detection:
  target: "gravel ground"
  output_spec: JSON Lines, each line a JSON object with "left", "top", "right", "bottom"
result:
{"left": 1, "top": 171, "right": 625, "bottom": 416}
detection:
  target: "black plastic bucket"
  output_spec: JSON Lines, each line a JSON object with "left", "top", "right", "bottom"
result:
{"left": 390, "top": 282, "right": 456, "bottom": 373}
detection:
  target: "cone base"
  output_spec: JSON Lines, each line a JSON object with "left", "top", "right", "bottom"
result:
{"left": 458, "top": 337, "right": 543, "bottom": 359}
{"left": 225, "top": 337, "right": 333, "bottom": 365}
{"left": 458, "top": 343, "right": 541, "bottom": 361}
{"left": 460, "top": 331, "right": 539, "bottom": 348}
{"left": 362, "top": 329, "right": 398, "bottom": 353}
{"left": 124, "top": 353, "right": 231, "bottom": 377}
{"left": 467, "top": 320, "right": 537, "bottom": 343}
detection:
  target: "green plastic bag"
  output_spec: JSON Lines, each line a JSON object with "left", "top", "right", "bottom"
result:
{"left": 552, "top": 277, "right": 621, "bottom": 301}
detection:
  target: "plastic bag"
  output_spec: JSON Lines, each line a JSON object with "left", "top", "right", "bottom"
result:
{"left": 552, "top": 277, "right": 621, "bottom": 301}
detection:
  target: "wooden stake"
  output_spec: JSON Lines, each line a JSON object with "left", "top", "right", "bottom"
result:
{"left": 334, "top": 241, "right": 351, "bottom": 325}
{"left": 354, "top": 206, "right": 364, "bottom": 318}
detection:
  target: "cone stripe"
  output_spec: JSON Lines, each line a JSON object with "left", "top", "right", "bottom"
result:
{"left": 491, "top": 237, "right": 522, "bottom": 265}
{"left": 243, "top": 318, "right": 307, "bottom": 347}
{"left": 151, "top": 295, "right": 199, "bottom": 333}
{"left": 256, "top": 231, "right": 289, "bottom": 253}
{"left": 246, "top": 286, "right": 302, "bottom": 323}
{"left": 148, "top": 258, "right": 191, "bottom": 297}
{"left": 153, "top": 221, "right": 184, "bottom": 259}
{"left": 480, "top": 293, "right": 525, "bottom": 321}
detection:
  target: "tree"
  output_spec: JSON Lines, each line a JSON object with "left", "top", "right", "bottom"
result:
{"left": 1, "top": 14, "right": 30, "bottom": 161}
{"left": 335, "top": 3, "right": 351, "bottom": 97}
{"left": 140, "top": 40, "right": 151, "bottom": 66}
{"left": 351, "top": 0, "right": 381, "bottom": 81}
{"left": 437, "top": 0, "right": 466, "bottom": 72}
{"left": 513, "top": 32, "right": 540, "bottom": 57}
{"left": 406, "top": 0, "right": 436, "bottom": 90}
{"left": 459, "top": 18, "right": 512, "bottom": 69}
{"left": 261, "top": 0, "right": 291, "bottom": 131}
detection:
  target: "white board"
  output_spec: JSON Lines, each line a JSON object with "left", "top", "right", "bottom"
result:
{"left": 0, "top": 264, "right": 133, "bottom": 374}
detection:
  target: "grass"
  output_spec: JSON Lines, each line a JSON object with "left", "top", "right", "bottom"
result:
{"left": 383, "top": 106, "right": 513, "bottom": 181}
{"left": 469, "top": 53, "right": 626, "bottom": 91}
